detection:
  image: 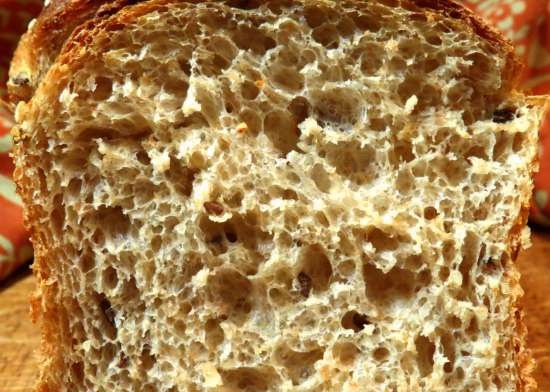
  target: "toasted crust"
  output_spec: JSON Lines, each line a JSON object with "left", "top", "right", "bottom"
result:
{"left": 7, "top": 0, "right": 141, "bottom": 105}
{"left": 10, "top": 1, "right": 543, "bottom": 391}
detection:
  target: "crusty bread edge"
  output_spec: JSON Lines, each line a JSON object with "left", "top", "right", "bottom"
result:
{"left": 9, "top": 1, "right": 545, "bottom": 391}
{"left": 510, "top": 95, "right": 550, "bottom": 392}
{"left": 7, "top": 0, "right": 142, "bottom": 106}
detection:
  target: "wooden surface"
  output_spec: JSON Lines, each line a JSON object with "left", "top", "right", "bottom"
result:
{"left": 0, "top": 268, "right": 40, "bottom": 392}
{"left": 0, "top": 232, "right": 549, "bottom": 391}
{"left": 520, "top": 230, "right": 550, "bottom": 391}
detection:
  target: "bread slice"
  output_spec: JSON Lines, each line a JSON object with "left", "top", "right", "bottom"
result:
{"left": 9, "top": 0, "right": 547, "bottom": 391}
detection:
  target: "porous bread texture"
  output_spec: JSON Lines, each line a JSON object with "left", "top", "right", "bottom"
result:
{"left": 11, "top": 0, "right": 545, "bottom": 391}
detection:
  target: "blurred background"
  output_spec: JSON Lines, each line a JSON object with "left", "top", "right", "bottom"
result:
{"left": 0, "top": 0, "right": 548, "bottom": 391}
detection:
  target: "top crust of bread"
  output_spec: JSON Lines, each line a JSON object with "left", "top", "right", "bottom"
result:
{"left": 9, "top": 1, "right": 546, "bottom": 392}
{"left": 7, "top": 0, "right": 137, "bottom": 104}
{"left": 8, "top": 0, "right": 521, "bottom": 106}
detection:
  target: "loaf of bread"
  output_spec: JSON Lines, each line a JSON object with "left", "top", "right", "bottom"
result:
{"left": 8, "top": 0, "right": 548, "bottom": 391}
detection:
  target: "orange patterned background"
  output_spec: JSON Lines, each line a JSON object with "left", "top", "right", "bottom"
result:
{"left": 0, "top": 0, "right": 549, "bottom": 281}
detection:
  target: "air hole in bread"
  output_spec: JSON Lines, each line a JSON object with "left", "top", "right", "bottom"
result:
{"left": 288, "top": 96, "right": 311, "bottom": 125}
{"left": 312, "top": 24, "right": 340, "bottom": 49}
{"left": 162, "top": 76, "right": 189, "bottom": 96}
{"left": 136, "top": 149, "right": 151, "bottom": 165}
{"left": 140, "top": 344, "right": 156, "bottom": 371}
{"left": 363, "top": 263, "right": 418, "bottom": 305}
{"left": 415, "top": 335, "right": 435, "bottom": 377}
{"left": 197, "top": 51, "right": 233, "bottom": 77}
{"left": 101, "top": 342, "right": 118, "bottom": 366}
{"left": 239, "top": 108, "right": 262, "bottom": 135}
{"left": 270, "top": 64, "right": 305, "bottom": 92}
{"left": 299, "top": 245, "right": 333, "bottom": 292}
{"left": 438, "top": 265, "right": 451, "bottom": 282}
{"left": 341, "top": 310, "right": 370, "bottom": 332}
{"left": 232, "top": 25, "right": 276, "bottom": 54}
{"left": 465, "top": 316, "right": 479, "bottom": 337}
{"left": 267, "top": 287, "right": 290, "bottom": 306}
{"left": 512, "top": 132, "right": 525, "bottom": 153}
{"left": 91, "top": 77, "right": 113, "bottom": 101}
{"left": 97, "top": 294, "right": 117, "bottom": 340}
{"left": 165, "top": 160, "right": 197, "bottom": 197}
{"left": 102, "top": 266, "right": 119, "bottom": 291}
{"left": 93, "top": 206, "right": 130, "bottom": 239}
{"left": 352, "top": 12, "right": 382, "bottom": 32}
{"left": 263, "top": 110, "right": 301, "bottom": 155}
{"left": 74, "top": 127, "right": 119, "bottom": 142}
{"left": 325, "top": 141, "right": 375, "bottom": 184}
{"left": 404, "top": 254, "right": 423, "bottom": 271}
{"left": 397, "top": 76, "right": 422, "bottom": 106}
{"left": 417, "top": 269, "right": 432, "bottom": 288}
{"left": 460, "top": 232, "right": 479, "bottom": 287}
{"left": 373, "top": 346, "right": 390, "bottom": 362}
{"left": 332, "top": 341, "right": 360, "bottom": 366}
{"left": 335, "top": 259, "right": 356, "bottom": 279}
{"left": 78, "top": 251, "right": 95, "bottom": 273}
{"left": 446, "top": 315, "right": 462, "bottom": 329}
{"left": 369, "top": 115, "right": 392, "bottom": 131}
{"left": 205, "top": 318, "right": 225, "bottom": 349}
{"left": 221, "top": 366, "right": 278, "bottom": 391}
{"left": 91, "top": 228, "right": 105, "bottom": 247}
{"left": 305, "top": 5, "right": 334, "bottom": 28}
{"left": 439, "top": 158, "right": 467, "bottom": 186}
{"left": 274, "top": 46, "right": 300, "bottom": 67}
{"left": 274, "top": 345, "right": 324, "bottom": 385}
{"left": 310, "top": 163, "right": 332, "bottom": 193}
{"left": 199, "top": 215, "right": 229, "bottom": 255}
{"left": 296, "top": 272, "right": 312, "bottom": 297}
{"left": 312, "top": 88, "right": 360, "bottom": 125}
{"left": 207, "top": 267, "right": 252, "bottom": 319}
{"left": 390, "top": 141, "right": 415, "bottom": 166}
{"left": 440, "top": 331, "right": 456, "bottom": 373}
{"left": 360, "top": 44, "right": 384, "bottom": 74}
{"left": 464, "top": 52, "right": 492, "bottom": 82}
{"left": 465, "top": 145, "right": 488, "bottom": 160}
{"left": 388, "top": 56, "right": 407, "bottom": 73}
{"left": 70, "top": 361, "right": 85, "bottom": 384}
{"left": 367, "top": 228, "right": 399, "bottom": 251}
{"left": 314, "top": 211, "right": 330, "bottom": 227}
{"left": 374, "top": 372, "right": 385, "bottom": 384}
{"left": 425, "top": 33, "right": 443, "bottom": 46}
{"left": 50, "top": 195, "right": 65, "bottom": 235}
{"left": 241, "top": 80, "right": 260, "bottom": 100}
{"left": 151, "top": 236, "right": 162, "bottom": 253}
{"left": 424, "top": 206, "right": 438, "bottom": 220}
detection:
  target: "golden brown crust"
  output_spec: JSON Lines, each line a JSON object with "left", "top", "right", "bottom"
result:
{"left": 7, "top": 0, "right": 143, "bottom": 105}
{"left": 411, "top": 0, "right": 522, "bottom": 90}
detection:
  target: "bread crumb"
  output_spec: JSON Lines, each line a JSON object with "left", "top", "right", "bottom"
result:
{"left": 200, "top": 362, "right": 223, "bottom": 387}
{"left": 182, "top": 83, "right": 202, "bottom": 115}
{"left": 192, "top": 268, "right": 210, "bottom": 288}
{"left": 404, "top": 95, "right": 418, "bottom": 114}
{"left": 150, "top": 150, "right": 171, "bottom": 173}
